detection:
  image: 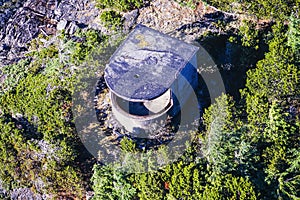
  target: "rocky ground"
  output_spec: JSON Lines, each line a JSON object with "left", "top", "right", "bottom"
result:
{"left": 0, "top": 0, "right": 238, "bottom": 65}
{"left": 0, "top": 0, "right": 103, "bottom": 64}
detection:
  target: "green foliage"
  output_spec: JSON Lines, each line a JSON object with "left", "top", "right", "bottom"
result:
{"left": 96, "top": 0, "right": 145, "bottom": 30}
{"left": 0, "top": 29, "right": 105, "bottom": 197}
{"left": 0, "top": 72, "right": 84, "bottom": 197}
{"left": 175, "top": 0, "right": 197, "bottom": 9}
{"left": 201, "top": 174, "right": 257, "bottom": 200}
{"left": 260, "top": 101, "right": 300, "bottom": 199}
{"left": 2, "top": 1, "right": 300, "bottom": 198}
{"left": 96, "top": 0, "right": 144, "bottom": 12}
{"left": 0, "top": 118, "right": 32, "bottom": 190}
{"left": 243, "top": 23, "right": 298, "bottom": 100}
{"left": 92, "top": 164, "right": 136, "bottom": 200}
{"left": 26, "top": 39, "right": 60, "bottom": 74}
{"left": 120, "top": 137, "right": 138, "bottom": 152}
{"left": 130, "top": 172, "right": 164, "bottom": 200}
{"left": 278, "top": 150, "right": 300, "bottom": 199}
{"left": 242, "top": 23, "right": 299, "bottom": 142}
{"left": 2, "top": 74, "right": 72, "bottom": 141}
{"left": 239, "top": 20, "right": 260, "bottom": 48}
{"left": 198, "top": 21, "right": 299, "bottom": 198}
{"left": 239, "top": 22, "right": 300, "bottom": 199}
{"left": 41, "top": 160, "right": 83, "bottom": 196}
{"left": 0, "top": 59, "right": 30, "bottom": 95}
{"left": 100, "top": 11, "right": 123, "bottom": 30}
{"left": 163, "top": 159, "right": 206, "bottom": 199}
{"left": 27, "top": 29, "right": 103, "bottom": 69}
{"left": 68, "top": 29, "right": 103, "bottom": 64}
{"left": 91, "top": 143, "right": 207, "bottom": 199}
{"left": 288, "top": 14, "right": 300, "bottom": 58}
{"left": 203, "top": 0, "right": 300, "bottom": 20}
{"left": 201, "top": 94, "right": 255, "bottom": 177}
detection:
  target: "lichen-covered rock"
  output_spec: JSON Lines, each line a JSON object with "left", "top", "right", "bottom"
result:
{"left": 10, "top": 187, "right": 45, "bottom": 200}
{"left": 136, "top": 0, "right": 200, "bottom": 33}
{"left": 123, "top": 9, "right": 139, "bottom": 31}
{"left": 0, "top": 180, "right": 8, "bottom": 199}
{"left": 0, "top": 0, "right": 102, "bottom": 65}
{"left": 0, "top": 0, "right": 25, "bottom": 30}
{"left": 135, "top": 0, "right": 236, "bottom": 42}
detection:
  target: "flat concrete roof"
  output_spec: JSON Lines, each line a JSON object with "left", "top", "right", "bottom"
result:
{"left": 104, "top": 24, "right": 199, "bottom": 101}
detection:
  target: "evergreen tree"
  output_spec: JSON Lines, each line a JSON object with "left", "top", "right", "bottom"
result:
{"left": 92, "top": 164, "right": 136, "bottom": 200}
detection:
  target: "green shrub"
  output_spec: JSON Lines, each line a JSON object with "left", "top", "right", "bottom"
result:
{"left": 96, "top": 0, "right": 145, "bottom": 30}
{"left": 130, "top": 172, "right": 164, "bottom": 200}
{"left": 175, "top": 0, "right": 197, "bottom": 9}
{"left": 100, "top": 11, "right": 123, "bottom": 30}
{"left": 239, "top": 20, "right": 260, "bottom": 48}
{"left": 0, "top": 29, "right": 105, "bottom": 198}
{"left": 0, "top": 72, "right": 84, "bottom": 197}
{"left": 96, "top": 0, "right": 144, "bottom": 12}
{"left": 200, "top": 174, "right": 257, "bottom": 200}
{"left": 287, "top": 14, "right": 300, "bottom": 57}
{"left": 203, "top": 0, "right": 299, "bottom": 20}
{"left": 92, "top": 164, "right": 136, "bottom": 200}
{"left": 0, "top": 59, "right": 30, "bottom": 96}
{"left": 240, "top": 22, "right": 300, "bottom": 199}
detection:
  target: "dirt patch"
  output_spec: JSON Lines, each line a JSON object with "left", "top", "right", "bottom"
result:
{"left": 136, "top": 0, "right": 201, "bottom": 33}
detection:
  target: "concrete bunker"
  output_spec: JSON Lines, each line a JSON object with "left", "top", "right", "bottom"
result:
{"left": 104, "top": 25, "right": 199, "bottom": 132}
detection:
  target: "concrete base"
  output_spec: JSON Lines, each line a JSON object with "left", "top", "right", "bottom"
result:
{"left": 110, "top": 91, "right": 173, "bottom": 132}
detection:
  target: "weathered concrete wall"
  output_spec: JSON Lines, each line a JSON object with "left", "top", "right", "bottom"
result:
{"left": 110, "top": 91, "right": 173, "bottom": 132}
{"left": 169, "top": 54, "right": 198, "bottom": 116}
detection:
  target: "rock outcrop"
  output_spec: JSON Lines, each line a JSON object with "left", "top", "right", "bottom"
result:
{"left": 0, "top": 0, "right": 237, "bottom": 66}
{"left": 0, "top": 0, "right": 102, "bottom": 65}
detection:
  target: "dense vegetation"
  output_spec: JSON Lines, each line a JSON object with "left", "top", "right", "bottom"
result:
{"left": 0, "top": 30, "right": 103, "bottom": 197}
{"left": 0, "top": 0, "right": 299, "bottom": 199}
